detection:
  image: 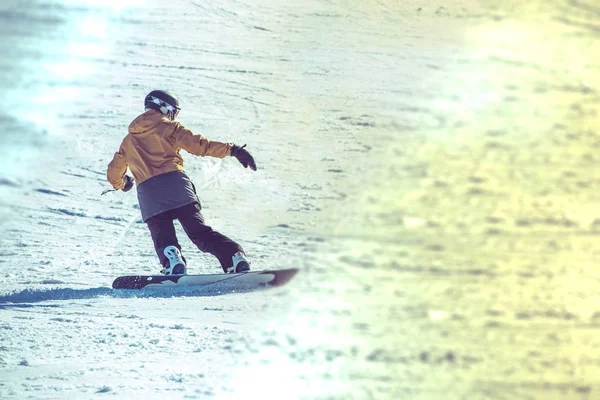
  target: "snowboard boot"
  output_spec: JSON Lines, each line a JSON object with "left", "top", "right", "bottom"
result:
{"left": 227, "top": 251, "right": 250, "bottom": 274}
{"left": 161, "top": 245, "right": 187, "bottom": 275}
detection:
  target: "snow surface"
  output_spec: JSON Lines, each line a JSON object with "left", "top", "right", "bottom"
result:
{"left": 1, "top": 0, "right": 600, "bottom": 399}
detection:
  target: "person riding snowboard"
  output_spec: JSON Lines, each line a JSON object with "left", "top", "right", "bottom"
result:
{"left": 107, "top": 90, "right": 257, "bottom": 275}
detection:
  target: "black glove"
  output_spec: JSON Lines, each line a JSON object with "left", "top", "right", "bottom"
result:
{"left": 231, "top": 144, "right": 257, "bottom": 171}
{"left": 122, "top": 175, "right": 134, "bottom": 192}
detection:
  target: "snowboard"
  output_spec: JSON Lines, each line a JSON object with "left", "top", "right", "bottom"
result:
{"left": 112, "top": 268, "right": 298, "bottom": 290}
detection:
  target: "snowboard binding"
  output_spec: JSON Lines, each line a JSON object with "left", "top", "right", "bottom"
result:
{"left": 161, "top": 246, "right": 187, "bottom": 275}
{"left": 226, "top": 251, "right": 250, "bottom": 274}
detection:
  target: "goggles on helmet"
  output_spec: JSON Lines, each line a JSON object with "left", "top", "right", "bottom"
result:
{"left": 149, "top": 95, "right": 180, "bottom": 118}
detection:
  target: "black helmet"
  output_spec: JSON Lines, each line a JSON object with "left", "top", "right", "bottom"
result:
{"left": 144, "top": 90, "right": 180, "bottom": 119}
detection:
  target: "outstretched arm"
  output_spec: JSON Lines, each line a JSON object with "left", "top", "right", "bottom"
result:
{"left": 172, "top": 123, "right": 232, "bottom": 158}
{"left": 107, "top": 144, "right": 128, "bottom": 189}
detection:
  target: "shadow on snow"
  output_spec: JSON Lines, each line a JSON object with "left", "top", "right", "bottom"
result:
{"left": 0, "top": 284, "right": 268, "bottom": 308}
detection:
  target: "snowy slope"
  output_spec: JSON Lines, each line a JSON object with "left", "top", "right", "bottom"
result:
{"left": 2, "top": 0, "right": 600, "bottom": 399}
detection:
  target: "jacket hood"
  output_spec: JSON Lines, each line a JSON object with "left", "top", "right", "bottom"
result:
{"left": 128, "top": 110, "right": 169, "bottom": 134}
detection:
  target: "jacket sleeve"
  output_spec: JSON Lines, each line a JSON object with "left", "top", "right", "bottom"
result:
{"left": 171, "top": 122, "right": 232, "bottom": 158}
{"left": 107, "top": 142, "right": 128, "bottom": 189}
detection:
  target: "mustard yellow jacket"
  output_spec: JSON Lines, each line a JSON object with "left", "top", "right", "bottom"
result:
{"left": 107, "top": 110, "right": 232, "bottom": 189}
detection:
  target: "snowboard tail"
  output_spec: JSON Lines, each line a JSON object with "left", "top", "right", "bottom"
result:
{"left": 112, "top": 268, "right": 298, "bottom": 290}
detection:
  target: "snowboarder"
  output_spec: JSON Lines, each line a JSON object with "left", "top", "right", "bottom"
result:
{"left": 107, "top": 90, "right": 257, "bottom": 275}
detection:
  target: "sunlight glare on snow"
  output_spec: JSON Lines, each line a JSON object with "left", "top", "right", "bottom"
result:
{"left": 17, "top": 0, "right": 141, "bottom": 136}
{"left": 21, "top": 87, "right": 81, "bottom": 135}
{"left": 44, "top": 60, "right": 97, "bottom": 80}
{"left": 468, "top": 20, "right": 568, "bottom": 68}
{"left": 61, "top": 0, "right": 145, "bottom": 12}
{"left": 66, "top": 41, "right": 111, "bottom": 59}
{"left": 77, "top": 13, "right": 109, "bottom": 40}
{"left": 223, "top": 361, "right": 307, "bottom": 400}
{"left": 470, "top": 21, "right": 531, "bottom": 55}
{"left": 28, "top": 87, "right": 81, "bottom": 108}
